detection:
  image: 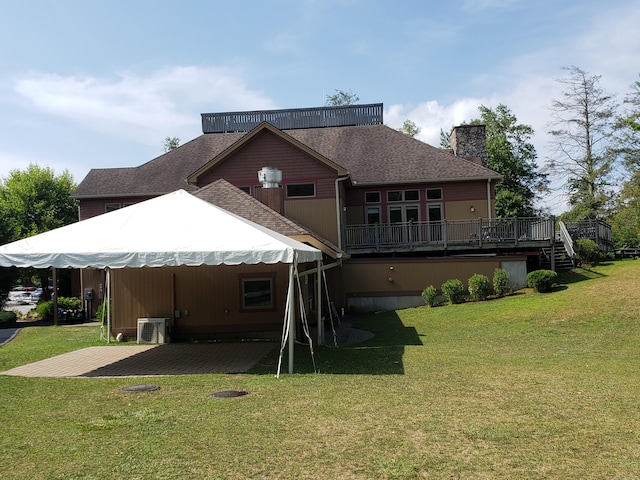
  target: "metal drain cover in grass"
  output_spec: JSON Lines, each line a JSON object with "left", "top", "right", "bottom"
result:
{"left": 120, "top": 384, "right": 160, "bottom": 393}
{"left": 211, "top": 390, "right": 249, "bottom": 398}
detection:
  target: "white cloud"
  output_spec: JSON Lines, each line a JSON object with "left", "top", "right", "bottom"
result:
{"left": 385, "top": 97, "right": 491, "bottom": 145}
{"left": 13, "top": 66, "right": 277, "bottom": 146}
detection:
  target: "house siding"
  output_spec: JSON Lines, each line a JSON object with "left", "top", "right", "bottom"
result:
{"left": 343, "top": 180, "right": 494, "bottom": 225}
{"left": 341, "top": 255, "right": 526, "bottom": 312}
{"left": 109, "top": 264, "right": 291, "bottom": 340}
{"left": 196, "top": 130, "right": 338, "bottom": 198}
{"left": 79, "top": 196, "right": 153, "bottom": 221}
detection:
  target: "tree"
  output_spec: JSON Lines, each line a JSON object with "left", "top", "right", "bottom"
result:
{"left": 439, "top": 128, "right": 452, "bottom": 149}
{"left": 398, "top": 119, "right": 421, "bottom": 138}
{"left": 325, "top": 89, "right": 359, "bottom": 106}
{"left": 0, "top": 164, "right": 78, "bottom": 299}
{"left": 471, "top": 104, "right": 548, "bottom": 217}
{"left": 610, "top": 75, "right": 640, "bottom": 247}
{"left": 163, "top": 136, "right": 180, "bottom": 152}
{"left": 546, "top": 66, "right": 619, "bottom": 219}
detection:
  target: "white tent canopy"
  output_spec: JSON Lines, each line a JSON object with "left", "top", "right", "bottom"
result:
{"left": 0, "top": 189, "right": 321, "bottom": 269}
{"left": 0, "top": 189, "right": 322, "bottom": 375}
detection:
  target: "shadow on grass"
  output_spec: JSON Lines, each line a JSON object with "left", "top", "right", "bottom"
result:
{"left": 254, "top": 311, "right": 423, "bottom": 375}
{"left": 556, "top": 267, "right": 606, "bottom": 285}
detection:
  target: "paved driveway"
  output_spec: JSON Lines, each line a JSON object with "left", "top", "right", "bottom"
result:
{"left": 0, "top": 343, "right": 276, "bottom": 378}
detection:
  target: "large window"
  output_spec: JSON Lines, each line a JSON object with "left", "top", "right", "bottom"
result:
{"left": 286, "top": 183, "right": 315, "bottom": 198}
{"left": 240, "top": 276, "right": 275, "bottom": 310}
{"left": 105, "top": 203, "right": 120, "bottom": 213}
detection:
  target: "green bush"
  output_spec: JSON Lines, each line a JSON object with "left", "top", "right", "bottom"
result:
{"left": 421, "top": 285, "right": 439, "bottom": 307}
{"left": 526, "top": 269, "right": 557, "bottom": 293}
{"left": 0, "top": 310, "right": 18, "bottom": 328}
{"left": 493, "top": 268, "right": 510, "bottom": 297}
{"left": 468, "top": 274, "right": 491, "bottom": 301}
{"left": 442, "top": 279, "right": 465, "bottom": 304}
{"left": 36, "top": 296, "right": 82, "bottom": 320}
{"left": 576, "top": 238, "right": 601, "bottom": 265}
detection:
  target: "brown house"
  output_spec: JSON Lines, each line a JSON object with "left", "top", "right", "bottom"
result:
{"left": 73, "top": 103, "right": 558, "bottom": 340}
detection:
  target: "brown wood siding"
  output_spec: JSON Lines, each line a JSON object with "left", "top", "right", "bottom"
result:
{"left": 344, "top": 181, "right": 493, "bottom": 224}
{"left": 109, "top": 264, "right": 291, "bottom": 339}
{"left": 78, "top": 197, "right": 154, "bottom": 221}
{"left": 196, "top": 130, "right": 338, "bottom": 198}
{"left": 284, "top": 198, "right": 338, "bottom": 244}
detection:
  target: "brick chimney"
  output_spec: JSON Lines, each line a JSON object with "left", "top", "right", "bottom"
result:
{"left": 255, "top": 167, "right": 284, "bottom": 214}
{"left": 450, "top": 124, "right": 487, "bottom": 167}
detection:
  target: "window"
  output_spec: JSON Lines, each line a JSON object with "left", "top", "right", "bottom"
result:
{"left": 105, "top": 203, "right": 120, "bottom": 212}
{"left": 387, "top": 191, "right": 403, "bottom": 202}
{"left": 238, "top": 186, "right": 251, "bottom": 194}
{"left": 365, "top": 191, "right": 380, "bottom": 203}
{"left": 426, "top": 188, "right": 442, "bottom": 200}
{"left": 241, "top": 277, "right": 274, "bottom": 310}
{"left": 366, "top": 207, "right": 380, "bottom": 224}
{"left": 286, "top": 183, "right": 315, "bottom": 198}
{"left": 387, "top": 190, "right": 419, "bottom": 202}
{"left": 405, "top": 190, "right": 419, "bottom": 201}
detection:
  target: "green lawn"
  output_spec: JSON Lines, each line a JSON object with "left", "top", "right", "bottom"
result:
{"left": 1, "top": 260, "right": 639, "bottom": 479}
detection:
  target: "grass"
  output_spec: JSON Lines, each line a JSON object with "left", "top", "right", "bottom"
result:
{"left": 1, "top": 259, "right": 640, "bottom": 479}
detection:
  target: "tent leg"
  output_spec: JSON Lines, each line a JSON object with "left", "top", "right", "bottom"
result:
{"left": 53, "top": 268, "right": 58, "bottom": 326}
{"left": 316, "top": 260, "right": 323, "bottom": 345}
{"left": 106, "top": 267, "right": 111, "bottom": 344}
{"left": 288, "top": 264, "right": 295, "bottom": 374}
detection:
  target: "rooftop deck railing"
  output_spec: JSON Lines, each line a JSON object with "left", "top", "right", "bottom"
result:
{"left": 201, "top": 103, "right": 384, "bottom": 133}
{"left": 343, "top": 217, "right": 556, "bottom": 252}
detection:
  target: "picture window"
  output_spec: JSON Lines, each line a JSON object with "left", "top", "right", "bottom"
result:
{"left": 286, "top": 183, "right": 315, "bottom": 198}
{"left": 241, "top": 277, "right": 274, "bottom": 310}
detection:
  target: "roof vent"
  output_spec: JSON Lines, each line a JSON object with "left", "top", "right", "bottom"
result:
{"left": 258, "top": 167, "right": 282, "bottom": 189}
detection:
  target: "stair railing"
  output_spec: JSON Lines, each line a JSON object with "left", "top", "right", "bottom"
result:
{"left": 558, "top": 221, "right": 576, "bottom": 266}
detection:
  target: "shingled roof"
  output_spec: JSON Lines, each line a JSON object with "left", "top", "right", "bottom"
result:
{"left": 74, "top": 122, "right": 499, "bottom": 198}
{"left": 193, "top": 179, "right": 343, "bottom": 259}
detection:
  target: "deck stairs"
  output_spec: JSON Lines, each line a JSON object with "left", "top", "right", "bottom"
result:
{"left": 540, "top": 240, "right": 575, "bottom": 271}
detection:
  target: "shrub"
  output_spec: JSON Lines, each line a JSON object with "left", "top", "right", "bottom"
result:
{"left": 421, "top": 285, "right": 439, "bottom": 307}
{"left": 526, "top": 269, "right": 557, "bottom": 293}
{"left": 442, "top": 279, "right": 465, "bottom": 304}
{"left": 575, "top": 238, "right": 601, "bottom": 265}
{"left": 0, "top": 310, "right": 18, "bottom": 328}
{"left": 468, "top": 274, "right": 491, "bottom": 301}
{"left": 493, "top": 268, "right": 510, "bottom": 297}
{"left": 35, "top": 296, "right": 82, "bottom": 320}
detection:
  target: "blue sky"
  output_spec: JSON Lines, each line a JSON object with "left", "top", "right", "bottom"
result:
{"left": 1, "top": 0, "right": 639, "bottom": 213}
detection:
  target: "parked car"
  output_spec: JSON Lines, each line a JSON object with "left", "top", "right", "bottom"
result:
{"left": 8, "top": 291, "right": 32, "bottom": 304}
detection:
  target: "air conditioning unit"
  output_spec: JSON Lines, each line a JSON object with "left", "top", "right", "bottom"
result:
{"left": 137, "top": 318, "right": 171, "bottom": 344}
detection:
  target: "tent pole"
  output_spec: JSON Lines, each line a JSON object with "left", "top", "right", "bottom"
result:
{"left": 106, "top": 267, "right": 111, "bottom": 344}
{"left": 316, "top": 260, "right": 322, "bottom": 345}
{"left": 288, "top": 263, "right": 295, "bottom": 374}
{"left": 52, "top": 268, "right": 58, "bottom": 326}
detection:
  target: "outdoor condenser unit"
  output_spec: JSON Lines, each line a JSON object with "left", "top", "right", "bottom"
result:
{"left": 137, "top": 318, "right": 170, "bottom": 344}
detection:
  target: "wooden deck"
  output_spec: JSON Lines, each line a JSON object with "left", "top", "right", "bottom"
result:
{"left": 343, "top": 217, "right": 555, "bottom": 254}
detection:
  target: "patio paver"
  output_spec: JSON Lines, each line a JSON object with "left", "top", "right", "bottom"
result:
{"left": 0, "top": 343, "right": 276, "bottom": 378}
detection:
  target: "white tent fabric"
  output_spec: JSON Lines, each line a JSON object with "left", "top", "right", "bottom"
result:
{"left": 0, "top": 189, "right": 321, "bottom": 269}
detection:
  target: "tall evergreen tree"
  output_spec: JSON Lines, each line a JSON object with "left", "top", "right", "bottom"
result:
{"left": 546, "top": 66, "right": 619, "bottom": 220}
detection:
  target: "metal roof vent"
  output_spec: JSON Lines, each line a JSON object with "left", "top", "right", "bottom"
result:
{"left": 258, "top": 167, "right": 282, "bottom": 189}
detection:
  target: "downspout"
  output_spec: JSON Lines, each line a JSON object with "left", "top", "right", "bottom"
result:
{"left": 486, "top": 179, "right": 492, "bottom": 221}
{"left": 335, "top": 176, "right": 349, "bottom": 250}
